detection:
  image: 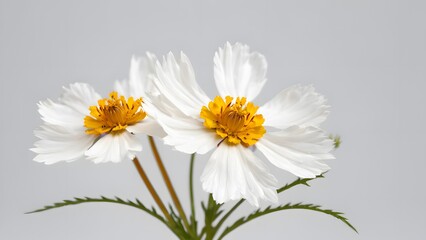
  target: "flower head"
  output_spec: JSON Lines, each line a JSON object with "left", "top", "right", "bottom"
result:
{"left": 147, "top": 42, "right": 334, "bottom": 207}
{"left": 84, "top": 91, "right": 147, "bottom": 135}
{"left": 200, "top": 96, "right": 265, "bottom": 147}
{"left": 32, "top": 56, "right": 164, "bottom": 164}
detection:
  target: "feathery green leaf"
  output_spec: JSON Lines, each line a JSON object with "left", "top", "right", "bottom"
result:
{"left": 214, "top": 174, "right": 324, "bottom": 236}
{"left": 200, "top": 195, "right": 224, "bottom": 240}
{"left": 218, "top": 202, "right": 357, "bottom": 239}
{"left": 277, "top": 174, "right": 324, "bottom": 194}
{"left": 27, "top": 196, "right": 194, "bottom": 239}
{"left": 26, "top": 196, "right": 166, "bottom": 224}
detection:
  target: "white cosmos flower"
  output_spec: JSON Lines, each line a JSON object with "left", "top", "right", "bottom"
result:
{"left": 114, "top": 54, "right": 165, "bottom": 137}
{"left": 147, "top": 42, "right": 334, "bottom": 207}
{"left": 32, "top": 56, "right": 164, "bottom": 164}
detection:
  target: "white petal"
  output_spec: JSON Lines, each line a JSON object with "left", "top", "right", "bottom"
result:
{"left": 130, "top": 53, "right": 158, "bottom": 95}
{"left": 256, "top": 126, "right": 334, "bottom": 178}
{"left": 115, "top": 53, "right": 158, "bottom": 97}
{"left": 144, "top": 92, "right": 187, "bottom": 119}
{"left": 152, "top": 52, "right": 210, "bottom": 118}
{"left": 143, "top": 94, "right": 216, "bottom": 153}
{"left": 37, "top": 99, "right": 84, "bottom": 130}
{"left": 126, "top": 117, "right": 166, "bottom": 138}
{"left": 201, "top": 144, "right": 278, "bottom": 207}
{"left": 154, "top": 109, "right": 218, "bottom": 154}
{"left": 31, "top": 125, "right": 96, "bottom": 164}
{"left": 259, "top": 85, "right": 329, "bottom": 129}
{"left": 114, "top": 79, "right": 128, "bottom": 97}
{"left": 85, "top": 131, "right": 142, "bottom": 163}
{"left": 37, "top": 83, "right": 101, "bottom": 130}
{"left": 59, "top": 83, "right": 101, "bottom": 116}
{"left": 214, "top": 42, "right": 267, "bottom": 101}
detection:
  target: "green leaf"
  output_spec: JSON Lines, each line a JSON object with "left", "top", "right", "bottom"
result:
{"left": 166, "top": 204, "right": 193, "bottom": 239}
{"left": 218, "top": 203, "right": 357, "bottom": 239}
{"left": 26, "top": 196, "right": 166, "bottom": 224}
{"left": 277, "top": 174, "right": 324, "bottom": 193}
{"left": 168, "top": 205, "right": 185, "bottom": 232}
{"left": 200, "top": 195, "right": 224, "bottom": 240}
{"left": 27, "top": 196, "right": 195, "bottom": 239}
{"left": 214, "top": 174, "right": 324, "bottom": 236}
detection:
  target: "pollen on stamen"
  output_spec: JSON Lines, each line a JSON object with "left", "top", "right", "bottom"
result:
{"left": 200, "top": 96, "right": 266, "bottom": 147}
{"left": 84, "top": 92, "right": 147, "bottom": 135}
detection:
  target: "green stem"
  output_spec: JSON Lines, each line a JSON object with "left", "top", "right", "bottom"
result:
{"left": 148, "top": 136, "right": 193, "bottom": 236}
{"left": 214, "top": 199, "right": 244, "bottom": 234}
{"left": 189, "top": 153, "right": 197, "bottom": 232}
{"left": 205, "top": 196, "right": 215, "bottom": 240}
{"left": 132, "top": 157, "right": 174, "bottom": 225}
{"left": 203, "top": 194, "right": 224, "bottom": 240}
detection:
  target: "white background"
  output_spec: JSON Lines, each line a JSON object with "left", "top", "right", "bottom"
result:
{"left": 1, "top": 0, "right": 425, "bottom": 239}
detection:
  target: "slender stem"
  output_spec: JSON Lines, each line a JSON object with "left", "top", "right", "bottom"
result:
{"left": 132, "top": 157, "right": 174, "bottom": 225}
{"left": 204, "top": 196, "right": 213, "bottom": 240}
{"left": 148, "top": 136, "right": 192, "bottom": 234}
{"left": 205, "top": 195, "right": 220, "bottom": 240}
{"left": 189, "top": 153, "right": 197, "bottom": 229}
{"left": 215, "top": 199, "right": 244, "bottom": 234}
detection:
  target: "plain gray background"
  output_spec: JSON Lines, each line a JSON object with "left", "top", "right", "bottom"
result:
{"left": 1, "top": 0, "right": 425, "bottom": 239}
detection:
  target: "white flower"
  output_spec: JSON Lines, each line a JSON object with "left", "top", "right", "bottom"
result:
{"left": 147, "top": 42, "right": 335, "bottom": 207}
{"left": 114, "top": 54, "right": 165, "bottom": 137}
{"left": 115, "top": 53, "right": 158, "bottom": 98}
{"left": 32, "top": 56, "right": 164, "bottom": 164}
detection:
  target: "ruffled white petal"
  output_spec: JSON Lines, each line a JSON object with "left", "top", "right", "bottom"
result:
{"left": 152, "top": 52, "right": 210, "bottom": 118}
{"left": 214, "top": 42, "right": 267, "bottom": 101}
{"left": 115, "top": 53, "right": 158, "bottom": 97}
{"left": 37, "top": 99, "right": 84, "bottom": 129}
{"left": 258, "top": 85, "right": 329, "bottom": 129}
{"left": 143, "top": 93, "right": 214, "bottom": 153}
{"left": 37, "top": 83, "right": 101, "bottom": 130}
{"left": 256, "top": 126, "right": 334, "bottom": 178}
{"left": 85, "top": 131, "right": 142, "bottom": 163}
{"left": 31, "top": 125, "right": 96, "bottom": 164}
{"left": 162, "top": 118, "right": 218, "bottom": 154}
{"left": 152, "top": 107, "right": 218, "bottom": 154}
{"left": 126, "top": 118, "right": 166, "bottom": 138}
{"left": 32, "top": 83, "right": 103, "bottom": 164}
{"left": 144, "top": 92, "right": 187, "bottom": 119}
{"left": 201, "top": 144, "right": 278, "bottom": 207}
{"left": 59, "top": 83, "right": 101, "bottom": 116}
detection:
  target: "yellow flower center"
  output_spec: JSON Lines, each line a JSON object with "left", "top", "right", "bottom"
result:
{"left": 84, "top": 92, "right": 147, "bottom": 135}
{"left": 200, "top": 96, "right": 266, "bottom": 147}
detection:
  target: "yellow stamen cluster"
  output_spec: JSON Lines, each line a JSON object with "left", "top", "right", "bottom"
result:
{"left": 200, "top": 96, "right": 266, "bottom": 147}
{"left": 84, "top": 92, "right": 147, "bottom": 135}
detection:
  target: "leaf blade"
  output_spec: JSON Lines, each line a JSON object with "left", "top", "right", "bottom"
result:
{"left": 218, "top": 202, "right": 357, "bottom": 239}
{"left": 26, "top": 196, "right": 166, "bottom": 224}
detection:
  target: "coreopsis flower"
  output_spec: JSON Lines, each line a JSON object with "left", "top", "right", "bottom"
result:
{"left": 147, "top": 42, "right": 334, "bottom": 206}
{"left": 32, "top": 56, "right": 163, "bottom": 164}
